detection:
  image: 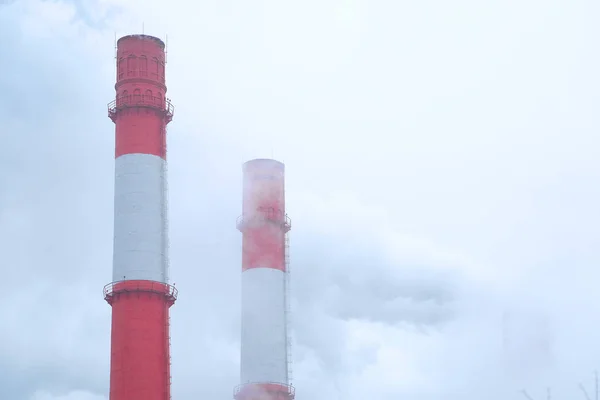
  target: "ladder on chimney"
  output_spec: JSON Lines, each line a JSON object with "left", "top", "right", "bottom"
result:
{"left": 166, "top": 313, "right": 172, "bottom": 400}
{"left": 162, "top": 147, "right": 170, "bottom": 284}
{"left": 284, "top": 232, "right": 293, "bottom": 385}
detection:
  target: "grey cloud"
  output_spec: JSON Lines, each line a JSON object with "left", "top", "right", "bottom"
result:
{"left": 5, "top": 0, "right": 600, "bottom": 399}
{"left": 323, "top": 262, "right": 458, "bottom": 328}
{"left": 0, "top": 3, "right": 113, "bottom": 399}
{"left": 289, "top": 219, "right": 462, "bottom": 332}
{"left": 31, "top": 390, "right": 107, "bottom": 400}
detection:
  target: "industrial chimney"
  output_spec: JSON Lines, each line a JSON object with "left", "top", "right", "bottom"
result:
{"left": 235, "top": 159, "right": 295, "bottom": 400}
{"left": 103, "top": 34, "right": 177, "bottom": 400}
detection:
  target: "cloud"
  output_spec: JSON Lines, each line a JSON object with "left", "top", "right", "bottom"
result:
{"left": 3, "top": 0, "right": 600, "bottom": 399}
{"left": 291, "top": 191, "right": 463, "bottom": 332}
{"left": 31, "top": 390, "right": 106, "bottom": 400}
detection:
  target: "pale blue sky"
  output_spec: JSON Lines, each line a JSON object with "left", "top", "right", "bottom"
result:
{"left": 1, "top": 0, "right": 600, "bottom": 399}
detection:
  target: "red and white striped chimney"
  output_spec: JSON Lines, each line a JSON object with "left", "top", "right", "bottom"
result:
{"left": 104, "top": 34, "right": 177, "bottom": 400}
{"left": 235, "top": 159, "right": 295, "bottom": 400}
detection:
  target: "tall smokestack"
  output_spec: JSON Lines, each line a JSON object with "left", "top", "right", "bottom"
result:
{"left": 235, "top": 159, "right": 295, "bottom": 400}
{"left": 104, "top": 34, "right": 177, "bottom": 400}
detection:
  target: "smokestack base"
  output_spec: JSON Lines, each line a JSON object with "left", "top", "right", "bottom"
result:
{"left": 234, "top": 383, "right": 295, "bottom": 400}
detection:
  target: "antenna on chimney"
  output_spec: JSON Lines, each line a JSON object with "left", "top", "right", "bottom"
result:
{"left": 114, "top": 32, "right": 117, "bottom": 77}
{"left": 165, "top": 34, "right": 169, "bottom": 64}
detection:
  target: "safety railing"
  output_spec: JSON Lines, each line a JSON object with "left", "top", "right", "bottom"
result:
{"left": 107, "top": 95, "right": 174, "bottom": 122}
{"left": 103, "top": 280, "right": 178, "bottom": 303}
{"left": 236, "top": 207, "right": 291, "bottom": 232}
{"left": 233, "top": 382, "right": 295, "bottom": 398}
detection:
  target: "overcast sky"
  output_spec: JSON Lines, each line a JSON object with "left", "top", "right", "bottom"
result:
{"left": 2, "top": 0, "right": 600, "bottom": 399}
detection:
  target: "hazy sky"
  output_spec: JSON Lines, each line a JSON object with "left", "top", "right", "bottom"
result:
{"left": 2, "top": 0, "right": 600, "bottom": 399}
